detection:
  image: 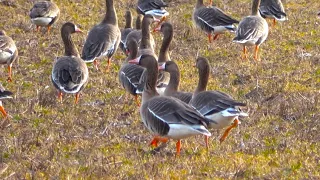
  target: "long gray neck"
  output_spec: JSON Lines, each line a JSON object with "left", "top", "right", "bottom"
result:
{"left": 164, "top": 69, "right": 180, "bottom": 95}
{"left": 62, "top": 30, "right": 79, "bottom": 57}
{"left": 158, "top": 29, "right": 173, "bottom": 63}
{"left": 135, "top": 15, "right": 142, "bottom": 29}
{"left": 102, "top": 0, "right": 117, "bottom": 25}
{"left": 194, "top": 65, "right": 209, "bottom": 96}
{"left": 142, "top": 59, "right": 159, "bottom": 104}
{"left": 252, "top": 0, "right": 261, "bottom": 15}
{"left": 140, "top": 17, "right": 152, "bottom": 49}
{"left": 125, "top": 12, "right": 132, "bottom": 28}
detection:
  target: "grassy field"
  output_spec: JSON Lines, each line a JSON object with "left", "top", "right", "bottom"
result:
{"left": 0, "top": 0, "right": 319, "bottom": 179}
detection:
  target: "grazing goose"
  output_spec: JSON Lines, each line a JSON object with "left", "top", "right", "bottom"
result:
{"left": 51, "top": 22, "right": 88, "bottom": 104}
{"left": 29, "top": 0, "right": 60, "bottom": 33}
{"left": 120, "top": 10, "right": 134, "bottom": 54}
{"left": 81, "top": 0, "right": 121, "bottom": 71}
{"left": 158, "top": 61, "right": 193, "bottom": 103}
{"left": 0, "top": 30, "right": 18, "bottom": 82}
{"left": 259, "top": 0, "right": 287, "bottom": 27}
{"left": 118, "top": 39, "right": 145, "bottom": 106}
{"left": 0, "top": 83, "right": 13, "bottom": 118}
{"left": 125, "top": 14, "right": 156, "bottom": 53}
{"left": 190, "top": 57, "right": 248, "bottom": 146}
{"left": 129, "top": 55, "right": 214, "bottom": 156}
{"left": 233, "top": 0, "right": 268, "bottom": 61}
{"left": 193, "top": 0, "right": 239, "bottom": 43}
{"left": 136, "top": 0, "right": 169, "bottom": 30}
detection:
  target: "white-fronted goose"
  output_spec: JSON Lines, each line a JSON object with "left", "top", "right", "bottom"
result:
{"left": 155, "top": 22, "right": 173, "bottom": 95}
{"left": 81, "top": 0, "right": 121, "bottom": 71}
{"left": 190, "top": 57, "right": 248, "bottom": 146}
{"left": 29, "top": 0, "right": 60, "bottom": 33}
{"left": 120, "top": 10, "right": 134, "bottom": 54}
{"left": 158, "top": 61, "right": 193, "bottom": 103}
{"left": 193, "top": 0, "right": 239, "bottom": 43}
{"left": 118, "top": 39, "right": 145, "bottom": 106}
{"left": 51, "top": 22, "right": 89, "bottom": 104}
{"left": 137, "top": 14, "right": 159, "bottom": 58}
{"left": 125, "top": 14, "right": 156, "bottom": 54}
{"left": 0, "top": 83, "right": 13, "bottom": 118}
{"left": 0, "top": 30, "right": 18, "bottom": 82}
{"left": 233, "top": 0, "right": 268, "bottom": 61}
{"left": 129, "top": 55, "right": 214, "bottom": 156}
{"left": 137, "top": 0, "right": 169, "bottom": 30}
{"left": 259, "top": 0, "right": 287, "bottom": 27}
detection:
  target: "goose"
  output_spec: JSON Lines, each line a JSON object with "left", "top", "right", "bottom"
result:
{"left": 233, "top": 0, "right": 268, "bottom": 61}
{"left": 125, "top": 14, "right": 156, "bottom": 54}
{"left": 259, "top": 0, "right": 287, "bottom": 27}
{"left": 136, "top": 0, "right": 169, "bottom": 30}
{"left": 120, "top": 10, "right": 134, "bottom": 54}
{"left": 155, "top": 22, "right": 174, "bottom": 95}
{"left": 29, "top": 0, "right": 60, "bottom": 33}
{"left": 81, "top": 0, "right": 121, "bottom": 71}
{"left": 128, "top": 54, "right": 215, "bottom": 156}
{"left": 0, "top": 83, "right": 13, "bottom": 118}
{"left": 0, "top": 30, "right": 18, "bottom": 82}
{"left": 158, "top": 61, "right": 193, "bottom": 103}
{"left": 193, "top": 0, "right": 239, "bottom": 43}
{"left": 189, "top": 57, "right": 248, "bottom": 146}
{"left": 118, "top": 39, "right": 145, "bottom": 106}
{"left": 51, "top": 22, "right": 89, "bottom": 104}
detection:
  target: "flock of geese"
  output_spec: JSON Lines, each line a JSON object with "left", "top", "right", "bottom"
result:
{"left": 0, "top": 0, "right": 288, "bottom": 155}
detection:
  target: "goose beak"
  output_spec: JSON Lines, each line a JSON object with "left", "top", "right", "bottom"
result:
{"left": 126, "top": 49, "right": 130, "bottom": 55}
{"left": 158, "top": 63, "right": 166, "bottom": 70}
{"left": 128, "top": 56, "right": 141, "bottom": 64}
{"left": 153, "top": 26, "right": 161, "bottom": 32}
{"left": 75, "top": 25, "right": 83, "bottom": 33}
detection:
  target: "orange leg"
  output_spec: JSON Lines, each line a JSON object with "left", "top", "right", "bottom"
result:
{"left": 204, "top": 135, "right": 209, "bottom": 151}
{"left": 153, "top": 16, "right": 166, "bottom": 31}
{"left": 242, "top": 46, "right": 248, "bottom": 60}
{"left": 93, "top": 60, "right": 99, "bottom": 71}
{"left": 47, "top": 26, "right": 51, "bottom": 34}
{"left": 75, "top": 93, "right": 80, "bottom": 104}
{"left": 208, "top": 33, "right": 212, "bottom": 43}
{"left": 176, "top": 140, "right": 181, "bottom": 156}
{"left": 36, "top": 26, "right": 40, "bottom": 32}
{"left": 209, "top": 0, "right": 213, "bottom": 6}
{"left": 150, "top": 136, "right": 168, "bottom": 148}
{"left": 254, "top": 45, "right": 260, "bottom": 61}
{"left": 219, "top": 119, "right": 239, "bottom": 143}
{"left": 213, "top": 34, "right": 220, "bottom": 41}
{"left": 7, "top": 65, "right": 12, "bottom": 82}
{"left": 272, "top": 19, "right": 276, "bottom": 28}
{"left": 106, "top": 58, "right": 111, "bottom": 72}
{"left": 0, "top": 105, "right": 8, "bottom": 118}
{"left": 58, "top": 91, "right": 63, "bottom": 103}
{"left": 134, "top": 95, "right": 140, "bottom": 107}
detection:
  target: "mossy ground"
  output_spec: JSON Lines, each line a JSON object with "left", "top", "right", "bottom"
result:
{"left": 0, "top": 0, "right": 319, "bottom": 179}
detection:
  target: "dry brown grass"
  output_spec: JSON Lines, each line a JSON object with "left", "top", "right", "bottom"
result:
{"left": 0, "top": 0, "right": 319, "bottom": 179}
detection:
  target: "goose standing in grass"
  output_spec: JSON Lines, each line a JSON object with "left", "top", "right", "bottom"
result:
{"left": 0, "top": 83, "right": 13, "bottom": 118}
{"left": 125, "top": 14, "right": 156, "bottom": 53}
{"left": 51, "top": 22, "right": 88, "bottom": 104}
{"left": 193, "top": 0, "right": 239, "bottom": 43}
{"left": 81, "top": 0, "right": 120, "bottom": 71}
{"left": 29, "top": 0, "right": 60, "bottom": 33}
{"left": 0, "top": 30, "right": 18, "bottom": 82}
{"left": 119, "top": 39, "right": 145, "bottom": 106}
{"left": 120, "top": 10, "right": 134, "bottom": 54}
{"left": 233, "top": 0, "right": 268, "bottom": 61}
{"left": 259, "top": 0, "right": 287, "bottom": 27}
{"left": 136, "top": 0, "right": 169, "bottom": 30}
{"left": 158, "top": 61, "right": 193, "bottom": 103}
{"left": 189, "top": 57, "right": 248, "bottom": 147}
{"left": 129, "top": 55, "right": 214, "bottom": 156}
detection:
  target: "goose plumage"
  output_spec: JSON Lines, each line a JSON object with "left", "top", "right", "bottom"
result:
{"left": 51, "top": 22, "right": 88, "bottom": 104}
{"left": 81, "top": 0, "right": 121, "bottom": 71}
{"left": 259, "top": 0, "right": 287, "bottom": 26}
{"left": 0, "top": 83, "right": 13, "bottom": 118}
{"left": 0, "top": 30, "right": 18, "bottom": 82}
